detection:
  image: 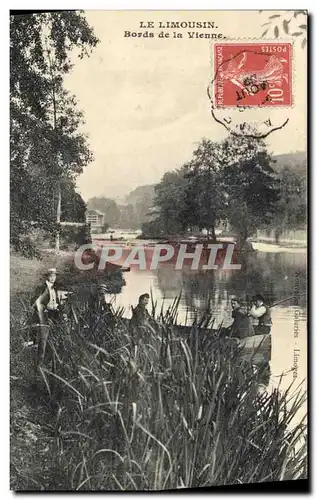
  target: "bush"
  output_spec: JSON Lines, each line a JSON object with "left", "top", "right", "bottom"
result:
{"left": 60, "top": 224, "right": 92, "bottom": 251}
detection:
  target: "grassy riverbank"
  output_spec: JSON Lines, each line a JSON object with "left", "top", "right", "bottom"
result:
{"left": 10, "top": 255, "right": 307, "bottom": 490}
{"left": 10, "top": 252, "right": 76, "bottom": 489}
{"left": 10, "top": 251, "right": 126, "bottom": 490}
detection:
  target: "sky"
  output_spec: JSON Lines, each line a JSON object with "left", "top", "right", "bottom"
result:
{"left": 64, "top": 10, "right": 307, "bottom": 201}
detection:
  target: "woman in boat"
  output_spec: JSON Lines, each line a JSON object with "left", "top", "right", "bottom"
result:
{"left": 231, "top": 296, "right": 271, "bottom": 389}
{"left": 248, "top": 294, "right": 272, "bottom": 335}
{"left": 229, "top": 297, "right": 255, "bottom": 339}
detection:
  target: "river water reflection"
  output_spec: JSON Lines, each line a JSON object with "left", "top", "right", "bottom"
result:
{"left": 110, "top": 244, "right": 307, "bottom": 397}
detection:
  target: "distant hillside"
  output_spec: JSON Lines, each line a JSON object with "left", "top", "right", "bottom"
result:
{"left": 273, "top": 152, "right": 307, "bottom": 175}
{"left": 87, "top": 152, "right": 306, "bottom": 231}
{"left": 123, "top": 151, "right": 307, "bottom": 210}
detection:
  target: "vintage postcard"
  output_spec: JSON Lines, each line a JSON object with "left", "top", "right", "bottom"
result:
{"left": 10, "top": 10, "right": 307, "bottom": 491}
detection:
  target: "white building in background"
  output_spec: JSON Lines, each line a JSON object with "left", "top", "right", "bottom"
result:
{"left": 86, "top": 209, "right": 105, "bottom": 233}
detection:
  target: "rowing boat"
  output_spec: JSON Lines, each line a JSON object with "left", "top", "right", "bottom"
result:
{"left": 238, "top": 334, "right": 271, "bottom": 364}
{"left": 122, "top": 319, "right": 271, "bottom": 366}
{"left": 58, "top": 293, "right": 272, "bottom": 366}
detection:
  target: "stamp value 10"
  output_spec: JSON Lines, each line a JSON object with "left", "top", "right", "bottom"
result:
{"left": 214, "top": 42, "right": 293, "bottom": 107}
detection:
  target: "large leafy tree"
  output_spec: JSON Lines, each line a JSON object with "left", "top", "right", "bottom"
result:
{"left": 221, "top": 135, "right": 280, "bottom": 244}
{"left": 183, "top": 139, "right": 227, "bottom": 239}
{"left": 151, "top": 169, "right": 193, "bottom": 235}
{"left": 10, "top": 12, "right": 99, "bottom": 254}
{"left": 145, "top": 135, "right": 280, "bottom": 243}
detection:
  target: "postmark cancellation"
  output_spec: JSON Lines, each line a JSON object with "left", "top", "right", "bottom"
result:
{"left": 213, "top": 42, "right": 293, "bottom": 108}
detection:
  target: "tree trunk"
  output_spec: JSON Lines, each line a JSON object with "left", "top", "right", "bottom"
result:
{"left": 274, "top": 229, "right": 280, "bottom": 245}
{"left": 47, "top": 48, "right": 62, "bottom": 255}
{"left": 236, "top": 230, "right": 248, "bottom": 249}
{"left": 55, "top": 181, "right": 61, "bottom": 254}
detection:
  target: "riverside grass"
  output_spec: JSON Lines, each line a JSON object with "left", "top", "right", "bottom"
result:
{"left": 10, "top": 293, "right": 307, "bottom": 491}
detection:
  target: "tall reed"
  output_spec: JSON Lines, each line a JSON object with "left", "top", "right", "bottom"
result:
{"left": 28, "top": 293, "right": 307, "bottom": 491}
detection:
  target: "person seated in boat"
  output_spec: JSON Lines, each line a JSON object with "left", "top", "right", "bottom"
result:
{"left": 228, "top": 296, "right": 255, "bottom": 339}
{"left": 131, "top": 293, "right": 155, "bottom": 329}
{"left": 248, "top": 294, "right": 272, "bottom": 336}
{"left": 31, "top": 268, "right": 61, "bottom": 363}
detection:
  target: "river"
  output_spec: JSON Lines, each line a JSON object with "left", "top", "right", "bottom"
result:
{"left": 98, "top": 236, "right": 307, "bottom": 399}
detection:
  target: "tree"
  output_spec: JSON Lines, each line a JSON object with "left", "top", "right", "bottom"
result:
{"left": 101, "top": 222, "right": 110, "bottom": 233}
{"left": 183, "top": 139, "right": 227, "bottom": 238}
{"left": 221, "top": 135, "right": 281, "bottom": 244}
{"left": 150, "top": 169, "right": 192, "bottom": 235}
{"left": 87, "top": 197, "right": 120, "bottom": 227}
{"left": 272, "top": 164, "right": 307, "bottom": 242}
{"left": 141, "top": 219, "right": 167, "bottom": 237}
{"left": 143, "top": 135, "right": 280, "bottom": 243}
{"left": 125, "top": 185, "right": 155, "bottom": 228}
{"left": 119, "top": 204, "right": 138, "bottom": 230}
{"left": 10, "top": 12, "right": 99, "bottom": 255}
{"left": 61, "top": 179, "right": 87, "bottom": 223}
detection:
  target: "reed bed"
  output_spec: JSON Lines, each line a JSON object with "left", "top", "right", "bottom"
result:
{"left": 11, "top": 293, "right": 307, "bottom": 491}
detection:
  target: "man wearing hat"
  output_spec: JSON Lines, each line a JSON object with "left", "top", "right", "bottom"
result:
{"left": 248, "top": 294, "right": 272, "bottom": 336}
{"left": 31, "top": 268, "right": 60, "bottom": 363}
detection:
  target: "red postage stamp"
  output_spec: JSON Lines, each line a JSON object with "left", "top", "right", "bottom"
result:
{"left": 214, "top": 42, "right": 293, "bottom": 107}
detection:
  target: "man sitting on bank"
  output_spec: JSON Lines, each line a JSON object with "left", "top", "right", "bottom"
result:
{"left": 248, "top": 294, "right": 272, "bottom": 335}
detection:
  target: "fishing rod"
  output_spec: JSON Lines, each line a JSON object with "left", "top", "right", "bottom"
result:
{"left": 271, "top": 291, "right": 307, "bottom": 308}
{"left": 242, "top": 291, "right": 307, "bottom": 312}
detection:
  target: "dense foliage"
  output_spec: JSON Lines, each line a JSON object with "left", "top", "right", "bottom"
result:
{"left": 273, "top": 163, "right": 307, "bottom": 241}
{"left": 87, "top": 145, "right": 306, "bottom": 242}
{"left": 10, "top": 12, "right": 99, "bottom": 255}
{"left": 143, "top": 136, "right": 281, "bottom": 242}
